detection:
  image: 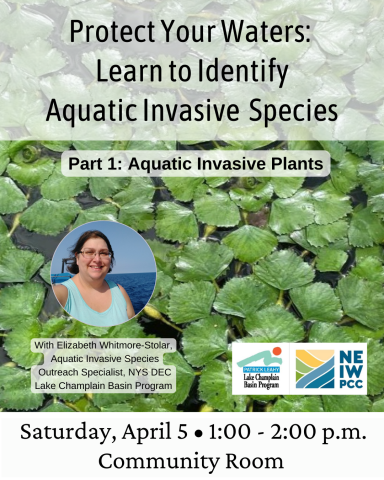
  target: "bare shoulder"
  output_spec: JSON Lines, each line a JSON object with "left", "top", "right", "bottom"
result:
{"left": 117, "top": 284, "right": 135, "bottom": 319}
{"left": 117, "top": 284, "right": 131, "bottom": 302}
{"left": 52, "top": 284, "right": 68, "bottom": 307}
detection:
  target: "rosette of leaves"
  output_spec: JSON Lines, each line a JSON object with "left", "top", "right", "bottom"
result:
{"left": 0, "top": 139, "right": 383, "bottom": 413}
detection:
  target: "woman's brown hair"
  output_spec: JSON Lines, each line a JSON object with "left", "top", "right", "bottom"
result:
{"left": 67, "top": 230, "right": 115, "bottom": 274}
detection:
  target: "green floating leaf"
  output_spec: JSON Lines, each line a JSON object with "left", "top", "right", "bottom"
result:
{"left": 0, "top": 91, "right": 43, "bottom": 128}
{"left": 162, "top": 177, "right": 204, "bottom": 202}
{"left": 350, "top": 45, "right": 377, "bottom": 84}
{"left": 40, "top": 317, "right": 68, "bottom": 338}
{"left": 319, "top": 141, "right": 346, "bottom": 162}
{"left": 0, "top": 282, "right": 45, "bottom": 329}
{"left": 349, "top": 207, "right": 384, "bottom": 247}
{"left": 61, "top": 0, "right": 114, "bottom": 45}
{"left": 199, "top": 360, "right": 247, "bottom": 412}
{"left": 358, "top": 163, "right": 384, "bottom": 196}
{"left": 269, "top": 190, "right": 314, "bottom": 234}
{"left": 41, "top": 403, "right": 74, "bottom": 412}
{"left": 20, "top": 199, "right": 80, "bottom": 235}
{"left": 0, "top": 8, "right": 53, "bottom": 49}
{"left": 254, "top": 250, "right": 314, "bottom": 290}
{"left": 306, "top": 220, "right": 348, "bottom": 248}
{"left": 368, "top": 194, "right": 384, "bottom": 217}
{"left": 93, "top": 393, "right": 135, "bottom": 408}
{"left": 205, "top": 177, "right": 229, "bottom": 188}
{"left": 40, "top": 73, "right": 90, "bottom": 106}
{"left": 56, "top": 392, "right": 84, "bottom": 403}
{"left": 367, "top": 340, "right": 384, "bottom": 396}
{"left": 168, "top": 281, "right": 215, "bottom": 324}
{"left": 146, "top": 239, "right": 177, "bottom": 276}
{"left": 229, "top": 182, "right": 273, "bottom": 212}
{"left": 338, "top": 276, "right": 384, "bottom": 330}
{"left": 64, "top": 320, "right": 89, "bottom": 339}
{"left": 175, "top": 240, "right": 233, "bottom": 282}
{"left": 372, "top": 399, "right": 384, "bottom": 412}
{"left": 0, "top": 249, "right": 44, "bottom": 283}
{"left": 39, "top": 261, "right": 51, "bottom": 284}
{"left": 342, "top": 323, "right": 384, "bottom": 342}
{"left": 118, "top": 200, "right": 154, "bottom": 232}
{"left": 73, "top": 204, "right": 117, "bottom": 228}
{"left": 0, "top": 141, "right": 11, "bottom": 176}
{"left": 156, "top": 202, "right": 198, "bottom": 243}
{"left": 290, "top": 283, "right": 343, "bottom": 323}
{"left": 330, "top": 153, "right": 362, "bottom": 194}
{"left": 273, "top": 396, "right": 323, "bottom": 412}
{"left": 86, "top": 325, "right": 110, "bottom": 336}
{"left": 309, "top": 323, "right": 352, "bottom": 343}
{"left": 249, "top": 394, "right": 277, "bottom": 403}
{"left": 89, "top": 177, "right": 129, "bottom": 200}
{"left": 41, "top": 140, "right": 72, "bottom": 153}
{"left": 102, "top": 318, "right": 148, "bottom": 339}
{"left": 245, "top": 306, "right": 304, "bottom": 342}
{"left": 223, "top": 225, "right": 277, "bottom": 263}
{"left": 72, "top": 141, "right": 114, "bottom": 151}
{"left": 7, "top": 158, "right": 54, "bottom": 186}
{"left": 183, "top": 315, "right": 228, "bottom": 367}
{"left": 270, "top": 177, "right": 304, "bottom": 198}
{"left": 152, "top": 270, "right": 173, "bottom": 300}
{"left": 356, "top": 246, "right": 383, "bottom": 263}
{"left": 11, "top": 38, "right": 66, "bottom": 77}
{"left": 368, "top": 137, "right": 384, "bottom": 165}
{"left": 4, "top": 319, "right": 43, "bottom": 368}
{"left": 350, "top": 257, "right": 384, "bottom": 283}
{"left": 194, "top": 190, "right": 240, "bottom": 227}
{"left": 0, "top": 177, "right": 27, "bottom": 214}
{"left": 322, "top": 395, "right": 371, "bottom": 412}
{"left": 102, "top": 397, "right": 177, "bottom": 413}
{"left": 313, "top": 15, "right": 356, "bottom": 56}
{"left": 290, "top": 229, "right": 319, "bottom": 255}
{"left": 0, "top": 218, "right": 13, "bottom": 257}
{"left": 113, "top": 177, "right": 154, "bottom": 205}
{"left": 311, "top": 186, "right": 352, "bottom": 225}
{"left": 214, "top": 277, "right": 278, "bottom": 318}
{"left": 316, "top": 248, "right": 348, "bottom": 272}
{"left": 0, "top": 367, "right": 44, "bottom": 411}
{"left": 41, "top": 163, "right": 88, "bottom": 200}
{"left": 161, "top": 351, "right": 195, "bottom": 405}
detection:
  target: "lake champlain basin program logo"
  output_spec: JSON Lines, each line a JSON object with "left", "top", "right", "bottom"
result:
{"left": 232, "top": 343, "right": 289, "bottom": 395}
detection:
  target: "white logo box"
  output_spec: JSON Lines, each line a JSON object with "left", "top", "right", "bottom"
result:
{"left": 232, "top": 343, "right": 367, "bottom": 395}
{"left": 232, "top": 343, "right": 289, "bottom": 395}
{"left": 290, "top": 343, "right": 367, "bottom": 395}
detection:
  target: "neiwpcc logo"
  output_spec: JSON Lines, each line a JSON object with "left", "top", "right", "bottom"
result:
{"left": 290, "top": 343, "right": 367, "bottom": 395}
{"left": 296, "top": 349, "right": 335, "bottom": 389}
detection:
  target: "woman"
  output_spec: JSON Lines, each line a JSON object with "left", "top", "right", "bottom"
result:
{"left": 53, "top": 230, "right": 135, "bottom": 326}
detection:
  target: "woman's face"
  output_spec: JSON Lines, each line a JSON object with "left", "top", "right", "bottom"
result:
{"left": 76, "top": 237, "right": 111, "bottom": 282}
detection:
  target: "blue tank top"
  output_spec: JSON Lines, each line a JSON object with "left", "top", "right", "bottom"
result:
{"left": 62, "top": 279, "right": 129, "bottom": 327}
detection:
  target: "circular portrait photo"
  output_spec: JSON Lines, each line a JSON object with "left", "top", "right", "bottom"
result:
{"left": 51, "top": 221, "right": 156, "bottom": 327}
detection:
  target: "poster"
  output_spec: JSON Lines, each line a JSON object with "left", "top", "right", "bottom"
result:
{"left": 0, "top": 0, "right": 383, "bottom": 477}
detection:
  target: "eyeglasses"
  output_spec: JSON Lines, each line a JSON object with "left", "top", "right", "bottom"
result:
{"left": 79, "top": 250, "right": 112, "bottom": 259}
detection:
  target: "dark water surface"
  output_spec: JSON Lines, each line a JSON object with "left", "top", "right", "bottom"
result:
{"left": 106, "top": 272, "right": 156, "bottom": 314}
{"left": 51, "top": 272, "right": 156, "bottom": 314}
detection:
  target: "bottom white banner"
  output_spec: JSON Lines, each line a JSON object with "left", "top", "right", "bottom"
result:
{"left": 0, "top": 412, "right": 382, "bottom": 479}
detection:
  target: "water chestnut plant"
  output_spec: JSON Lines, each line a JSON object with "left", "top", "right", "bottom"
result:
{"left": 0, "top": 139, "right": 383, "bottom": 413}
